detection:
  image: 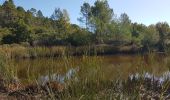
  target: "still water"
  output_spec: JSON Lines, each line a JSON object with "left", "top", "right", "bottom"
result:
{"left": 12, "top": 54, "right": 170, "bottom": 83}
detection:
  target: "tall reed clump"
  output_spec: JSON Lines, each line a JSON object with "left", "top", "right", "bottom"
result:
{"left": 0, "top": 44, "right": 142, "bottom": 59}
{"left": 0, "top": 44, "right": 29, "bottom": 59}
{"left": 0, "top": 53, "right": 18, "bottom": 84}
{"left": 0, "top": 44, "right": 68, "bottom": 58}
{"left": 55, "top": 55, "right": 119, "bottom": 99}
{"left": 50, "top": 53, "right": 170, "bottom": 99}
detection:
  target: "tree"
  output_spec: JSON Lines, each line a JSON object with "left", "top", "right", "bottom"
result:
{"left": 119, "top": 13, "right": 132, "bottom": 43}
{"left": 142, "top": 25, "right": 159, "bottom": 51}
{"left": 51, "top": 8, "right": 63, "bottom": 20}
{"left": 0, "top": 28, "right": 11, "bottom": 44}
{"left": 106, "top": 20, "right": 120, "bottom": 41}
{"left": 37, "top": 10, "right": 44, "bottom": 18}
{"left": 156, "top": 22, "right": 170, "bottom": 51}
{"left": 3, "top": 0, "right": 15, "bottom": 6}
{"left": 62, "top": 9, "right": 70, "bottom": 22}
{"left": 17, "top": 6, "right": 25, "bottom": 19}
{"left": 24, "top": 10, "right": 33, "bottom": 25}
{"left": 91, "top": 0, "right": 114, "bottom": 43}
{"left": 11, "top": 20, "right": 31, "bottom": 43}
{"left": 120, "top": 13, "right": 131, "bottom": 24}
{"left": 56, "top": 18, "right": 71, "bottom": 39}
{"left": 50, "top": 8, "right": 71, "bottom": 39}
{"left": 67, "top": 25, "right": 92, "bottom": 46}
{"left": 131, "top": 23, "right": 145, "bottom": 46}
{"left": 29, "top": 8, "right": 37, "bottom": 17}
{"left": 0, "top": 0, "right": 17, "bottom": 27}
{"left": 17, "top": 6, "right": 25, "bottom": 12}
{"left": 78, "top": 2, "right": 91, "bottom": 30}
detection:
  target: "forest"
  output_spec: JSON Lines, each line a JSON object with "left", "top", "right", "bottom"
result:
{"left": 0, "top": 0, "right": 170, "bottom": 53}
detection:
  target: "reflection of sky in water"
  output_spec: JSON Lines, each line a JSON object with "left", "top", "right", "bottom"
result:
{"left": 130, "top": 71, "right": 170, "bottom": 85}
{"left": 39, "top": 66, "right": 170, "bottom": 86}
{"left": 39, "top": 68, "right": 77, "bottom": 85}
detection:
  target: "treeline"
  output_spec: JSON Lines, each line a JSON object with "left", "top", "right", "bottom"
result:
{"left": 0, "top": 0, "right": 170, "bottom": 52}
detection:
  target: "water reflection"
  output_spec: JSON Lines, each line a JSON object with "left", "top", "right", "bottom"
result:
{"left": 130, "top": 71, "right": 170, "bottom": 85}
{"left": 38, "top": 68, "right": 77, "bottom": 85}
{"left": 12, "top": 54, "right": 170, "bottom": 82}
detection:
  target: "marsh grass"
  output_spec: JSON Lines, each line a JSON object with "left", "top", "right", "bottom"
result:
{"left": 0, "top": 54, "right": 18, "bottom": 82}
{"left": 0, "top": 44, "right": 68, "bottom": 59}
{"left": 1, "top": 50, "right": 170, "bottom": 99}
{"left": 0, "top": 44, "right": 142, "bottom": 59}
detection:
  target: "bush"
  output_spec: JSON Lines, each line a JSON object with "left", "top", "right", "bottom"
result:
{"left": 2, "top": 20, "right": 31, "bottom": 44}
{"left": 2, "top": 34, "right": 15, "bottom": 44}
{"left": 66, "top": 29, "right": 93, "bottom": 46}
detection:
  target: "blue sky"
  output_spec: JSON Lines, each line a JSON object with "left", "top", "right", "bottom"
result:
{"left": 0, "top": 0, "right": 170, "bottom": 26}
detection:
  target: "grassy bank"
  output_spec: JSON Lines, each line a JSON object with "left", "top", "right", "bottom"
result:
{"left": 0, "top": 44, "right": 67, "bottom": 59}
{"left": 0, "top": 44, "right": 142, "bottom": 59}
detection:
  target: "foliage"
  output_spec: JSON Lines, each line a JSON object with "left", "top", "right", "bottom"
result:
{"left": 156, "top": 22, "right": 170, "bottom": 51}
{"left": 142, "top": 25, "right": 159, "bottom": 50}
{"left": 90, "top": 0, "right": 114, "bottom": 43}
{"left": 78, "top": 2, "right": 91, "bottom": 30}
{"left": 66, "top": 27, "right": 93, "bottom": 46}
{"left": 119, "top": 13, "right": 132, "bottom": 43}
{"left": 0, "top": 0, "right": 170, "bottom": 52}
{"left": 2, "top": 19, "right": 31, "bottom": 44}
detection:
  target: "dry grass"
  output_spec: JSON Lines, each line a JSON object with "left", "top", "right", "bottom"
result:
{"left": 0, "top": 44, "right": 67, "bottom": 58}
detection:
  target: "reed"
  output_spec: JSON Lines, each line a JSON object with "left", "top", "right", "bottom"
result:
{"left": 0, "top": 44, "right": 144, "bottom": 59}
{"left": 0, "top": 51, "right": 170, "bottom": 99}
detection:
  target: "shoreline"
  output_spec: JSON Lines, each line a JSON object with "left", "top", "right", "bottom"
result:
{"left": 0, "top": 44, "right": 166, "bottom": 59}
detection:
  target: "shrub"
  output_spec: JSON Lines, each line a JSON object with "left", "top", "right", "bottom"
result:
{"left": 66, "top": 29, "right": 93, "bottom": 46}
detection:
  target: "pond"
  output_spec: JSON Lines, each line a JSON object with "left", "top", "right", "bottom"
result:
{"left": 12, "top": 54, "right": 170, "bottom": 84}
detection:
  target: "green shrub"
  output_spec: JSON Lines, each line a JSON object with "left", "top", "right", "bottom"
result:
{"left": 66, "top": 29, "right": 93, "bottom": 46}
